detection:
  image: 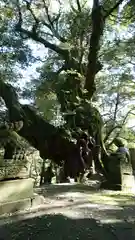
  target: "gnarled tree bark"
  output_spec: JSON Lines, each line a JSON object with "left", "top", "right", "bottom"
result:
{"left": 0, "top": 80, "right": 84, "bottom": 178}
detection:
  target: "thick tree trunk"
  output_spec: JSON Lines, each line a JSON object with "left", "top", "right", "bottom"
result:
{"left": 4, "top": 143, "right": 15, "bottom": 160}
{"left": 85, "top": 1, "right": 104, "bottom": 97}
{"left": 0, "top": 81, "right": 85, "bottom": 178}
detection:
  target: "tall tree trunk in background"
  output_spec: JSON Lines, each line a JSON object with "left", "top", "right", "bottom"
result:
{"left": 85, "top": 0, "right": 125, "bottom": 97}
{"left": 85, "top": 0, "right": 104, "bottom": 97}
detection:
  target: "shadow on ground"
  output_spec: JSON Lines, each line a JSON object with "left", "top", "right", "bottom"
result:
{"left": 0, "top": 211, "right": 135, "bottom": 240}
{"left": 0, "top": 184, "right": 135, "bottom": 239}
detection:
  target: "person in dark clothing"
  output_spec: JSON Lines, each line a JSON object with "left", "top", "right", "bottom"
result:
{"left": 44, "top": 165, "right": 54, "bottom": 184}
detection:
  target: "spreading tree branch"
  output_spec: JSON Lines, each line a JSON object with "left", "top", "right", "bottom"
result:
{"left": 15, "top": 0, "right": 68, "bottom": 57}
{"left": 25, "top": 0, "right": 39, "bottom": 34}
{"left": 104, "top": 125, "right": 122, "bottom": 144}
{"left": 104, "top": 0, "right": 125, "bottom": 19}
{"left": 15, "top": 0, "right": 104, "bottom": 75}
{"left": 15, "top": 25, "right": 69, "bottom": 57}
{"left": 42, "top": 0, "right": 66, "bottom": 42}
{"left": 105, "top": 107, "right": 135, "bottom": 147}
{"left": 15, "top": 0, "right": 125, "bottom": 92}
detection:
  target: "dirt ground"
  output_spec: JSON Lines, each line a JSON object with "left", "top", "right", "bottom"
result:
{"left": 0, "top": 179, "right": 135, "bottom": 239}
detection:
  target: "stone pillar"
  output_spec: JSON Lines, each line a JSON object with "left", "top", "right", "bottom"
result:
{"left": 102, "top": 153, "right": 135, "bottom": 192}
{"left": 129, "top": 148, "right": 135, "bottom": 174}
{"left": 120, "top": 153, "right": 135, "bottom": 193}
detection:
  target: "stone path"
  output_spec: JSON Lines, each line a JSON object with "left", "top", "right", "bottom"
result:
{"left": 0, "top": 183, "right": 135, "bottom": 239}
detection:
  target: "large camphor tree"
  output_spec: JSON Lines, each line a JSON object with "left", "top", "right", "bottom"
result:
{"left": 0, "top": 0, "right": 133, "bottom": 177}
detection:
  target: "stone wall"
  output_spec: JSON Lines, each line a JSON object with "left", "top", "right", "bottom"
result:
{"left": 0, "top": 147, "right": 43, "bottom": 186}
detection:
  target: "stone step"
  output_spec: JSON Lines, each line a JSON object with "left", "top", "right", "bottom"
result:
{"left": 0, "top": 178, "right": 34, "bottom": 203}
{"left": 0, "top": 193, "right": 45, "bottom": 215}
{"left": 0, "top": 198, "right": 31, "bottom": 215}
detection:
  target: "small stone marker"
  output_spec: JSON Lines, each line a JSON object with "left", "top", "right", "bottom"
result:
{"left": 106, "top": 153, "right": 135, "bottom": 192}
{"left": 120, "top": 155, "right": 135, "bottom": 193}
